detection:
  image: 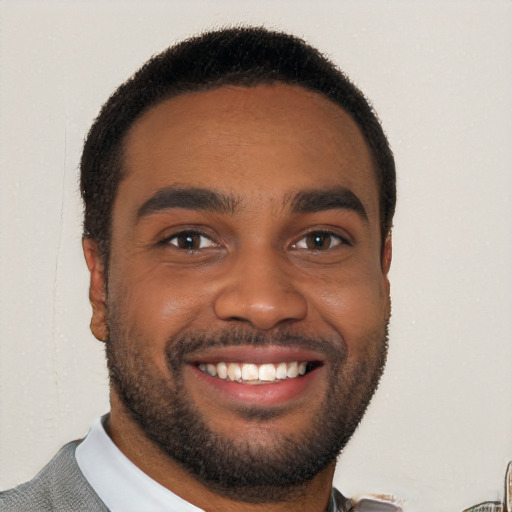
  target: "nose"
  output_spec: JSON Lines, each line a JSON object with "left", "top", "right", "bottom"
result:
{"left": 214, "top": 249, "right": 308, "bottom": 330}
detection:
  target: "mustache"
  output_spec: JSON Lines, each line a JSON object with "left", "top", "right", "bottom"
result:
{"left": 165, "top": 327, "right": 347, "bottom": 372}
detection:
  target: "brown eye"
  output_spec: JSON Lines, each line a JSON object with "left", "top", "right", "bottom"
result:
{"left": 295, "top": 231, "right": 348, "bottom": 251}
{"left": 306, "top": 232, "right": 333, "bottom": 250}
{"left": 168, "top": 232, "right": 215, "bottom": 251}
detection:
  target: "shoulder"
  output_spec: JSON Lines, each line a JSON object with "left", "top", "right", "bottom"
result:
{"left": 0, "top": 440, "right": 108, "bottom": 511}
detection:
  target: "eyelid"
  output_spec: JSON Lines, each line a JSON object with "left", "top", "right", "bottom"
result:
{"left": 292, "top": 229, "right": 352, "bottom": 250}
{"left": 173, "top": 234, "right": 215, "bottom": 249}
{"left": 159, "top": 228, "right": 219, "bottom": 249}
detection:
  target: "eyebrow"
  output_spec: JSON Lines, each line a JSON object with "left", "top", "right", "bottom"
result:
{"left": 290, "top": 187, "right": 368, "bottom": 221}
{"left": 137, "top": 185, "right": 368, "bottom": 222}
{"left": 137, "top": 186, "right": 238, "bottom": 219}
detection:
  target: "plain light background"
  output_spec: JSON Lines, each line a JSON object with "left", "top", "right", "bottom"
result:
{"left": 1, "top": 1, "right": 511, "bottom": 510}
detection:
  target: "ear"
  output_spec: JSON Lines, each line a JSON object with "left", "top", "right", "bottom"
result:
{"left": 381, "top": 234, "right": 392, "bottom": 275}
{"left": 83, "top": 238, "right": 108, "bottom": 342}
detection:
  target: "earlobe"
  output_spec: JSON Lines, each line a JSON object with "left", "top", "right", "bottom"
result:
{"left": 83, "top": 238, "right": 108, "bottom": 342}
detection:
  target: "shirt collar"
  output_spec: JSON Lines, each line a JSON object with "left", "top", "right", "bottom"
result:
{"left": 75, "top": 415, "right": 204, "bottom": 512}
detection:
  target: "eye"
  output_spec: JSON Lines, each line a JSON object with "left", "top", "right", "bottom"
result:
{"left": 294, "top": 231, "right": 350, "bottom": 251}
{"left": 166, "top": 231, "right": 216, "bottom": 251}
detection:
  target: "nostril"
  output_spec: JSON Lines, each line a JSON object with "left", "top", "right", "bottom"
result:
{"left": 227, "top": 316, "right": 246, "bottom": 323}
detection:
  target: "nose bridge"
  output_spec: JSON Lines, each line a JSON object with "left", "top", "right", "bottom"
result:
{"left": 214, "top": 243, "right": 307, "bottom": 330}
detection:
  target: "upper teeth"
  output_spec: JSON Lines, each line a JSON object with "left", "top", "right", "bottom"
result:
{"left": 198, "top": 361, "right": 308, "bottom": 383}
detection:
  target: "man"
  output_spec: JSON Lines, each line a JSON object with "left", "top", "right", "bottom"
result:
{"left": 1, "top": 27, "right": 400, "bottom": 511}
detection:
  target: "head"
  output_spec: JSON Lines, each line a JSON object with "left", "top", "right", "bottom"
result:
{"left": 81, "top": 27, "right": 395, "bottom": 505}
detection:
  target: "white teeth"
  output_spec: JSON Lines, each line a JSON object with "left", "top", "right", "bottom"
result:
{"left": 259, "top": 363, "right": 276, "bottom": 381}
{"left": 241, "top": 363, "right": 259, "bottom": 381}
{"left": 216, "top": 362, "right": 228, "bottom": 379}
{"left": 227, "top": 362, "right": 242, "bottom": 382}
{"left": 199, "top": 361, "right": 315, "bottom": 383}
{"left": 287, "top": 362, "right": 299, "bottom": 378}
{"left": 276, "top": 362, "right": 287, "bottom": 380}
{"left": 206, "top": 364, "right": 217, "bottom": 377}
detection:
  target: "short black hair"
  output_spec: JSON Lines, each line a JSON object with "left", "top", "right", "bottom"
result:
{"left": 80, "top": 26, "right": 396, "bottom": 262}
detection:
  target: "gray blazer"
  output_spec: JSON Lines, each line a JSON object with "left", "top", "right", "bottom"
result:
{"left": 0, "top": 441, "right": 108, "bottom": 511}
{"left": 0, "top": 441, "right": 375, "bottom": 511}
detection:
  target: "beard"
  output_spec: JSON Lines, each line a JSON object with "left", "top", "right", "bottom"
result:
{"left": 106, "top": 314, "right": 388, "bottom": 503}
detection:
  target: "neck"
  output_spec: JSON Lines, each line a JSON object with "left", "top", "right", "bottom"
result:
{"left": 107, "top": 394, "right": 336, "bottom": 512}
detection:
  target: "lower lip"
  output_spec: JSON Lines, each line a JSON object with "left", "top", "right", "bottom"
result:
{"left": 187, "top": 364, "right": 323, "bottom": 407}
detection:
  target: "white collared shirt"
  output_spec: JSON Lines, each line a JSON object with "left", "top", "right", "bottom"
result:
{"left": 75, "top": 416, "right": 204, "bottom": 512}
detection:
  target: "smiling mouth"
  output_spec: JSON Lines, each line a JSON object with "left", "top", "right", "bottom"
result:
{"left": 197, "top": 361, "right": 321, "bottom": 385}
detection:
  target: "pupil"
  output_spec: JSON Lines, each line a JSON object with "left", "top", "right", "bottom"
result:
{"left": 308, "top": 233, "right": 329, "bottom": 250}
{"left": 180, "top": 234, "right": 198, "bottom": 250}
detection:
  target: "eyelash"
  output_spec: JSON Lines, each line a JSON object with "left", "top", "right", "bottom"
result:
{"left": 292, "top": 230, "right": 352, "bottom": 251}
{"left": 161, "top": 229, "right": 351, "bottom": 252}
{"left": 162, "top": 230, "right": 217, "bottom": 251}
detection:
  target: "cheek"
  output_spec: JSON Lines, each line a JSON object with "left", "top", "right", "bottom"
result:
{"left": 308, "top": 269, "right": 389, "bottom": 340}
{"left": 109, "top": 261, "right": 213, "bottom": 339}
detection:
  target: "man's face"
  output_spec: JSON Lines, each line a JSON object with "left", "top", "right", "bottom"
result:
{"left": 93, "top": 84, "right": 391, "bottom": 500}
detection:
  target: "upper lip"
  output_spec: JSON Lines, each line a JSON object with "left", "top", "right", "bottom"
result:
{"left": 185, "top": 345, "right": 325, "bottom": 365}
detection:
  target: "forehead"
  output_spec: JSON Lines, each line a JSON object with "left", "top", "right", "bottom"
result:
{"left": 121, "top": 83, "right": 378, "bottom": 220}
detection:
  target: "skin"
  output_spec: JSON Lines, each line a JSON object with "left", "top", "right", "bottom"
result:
{"left": 83, "top": 83, "right": 392, "bottom": 512}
